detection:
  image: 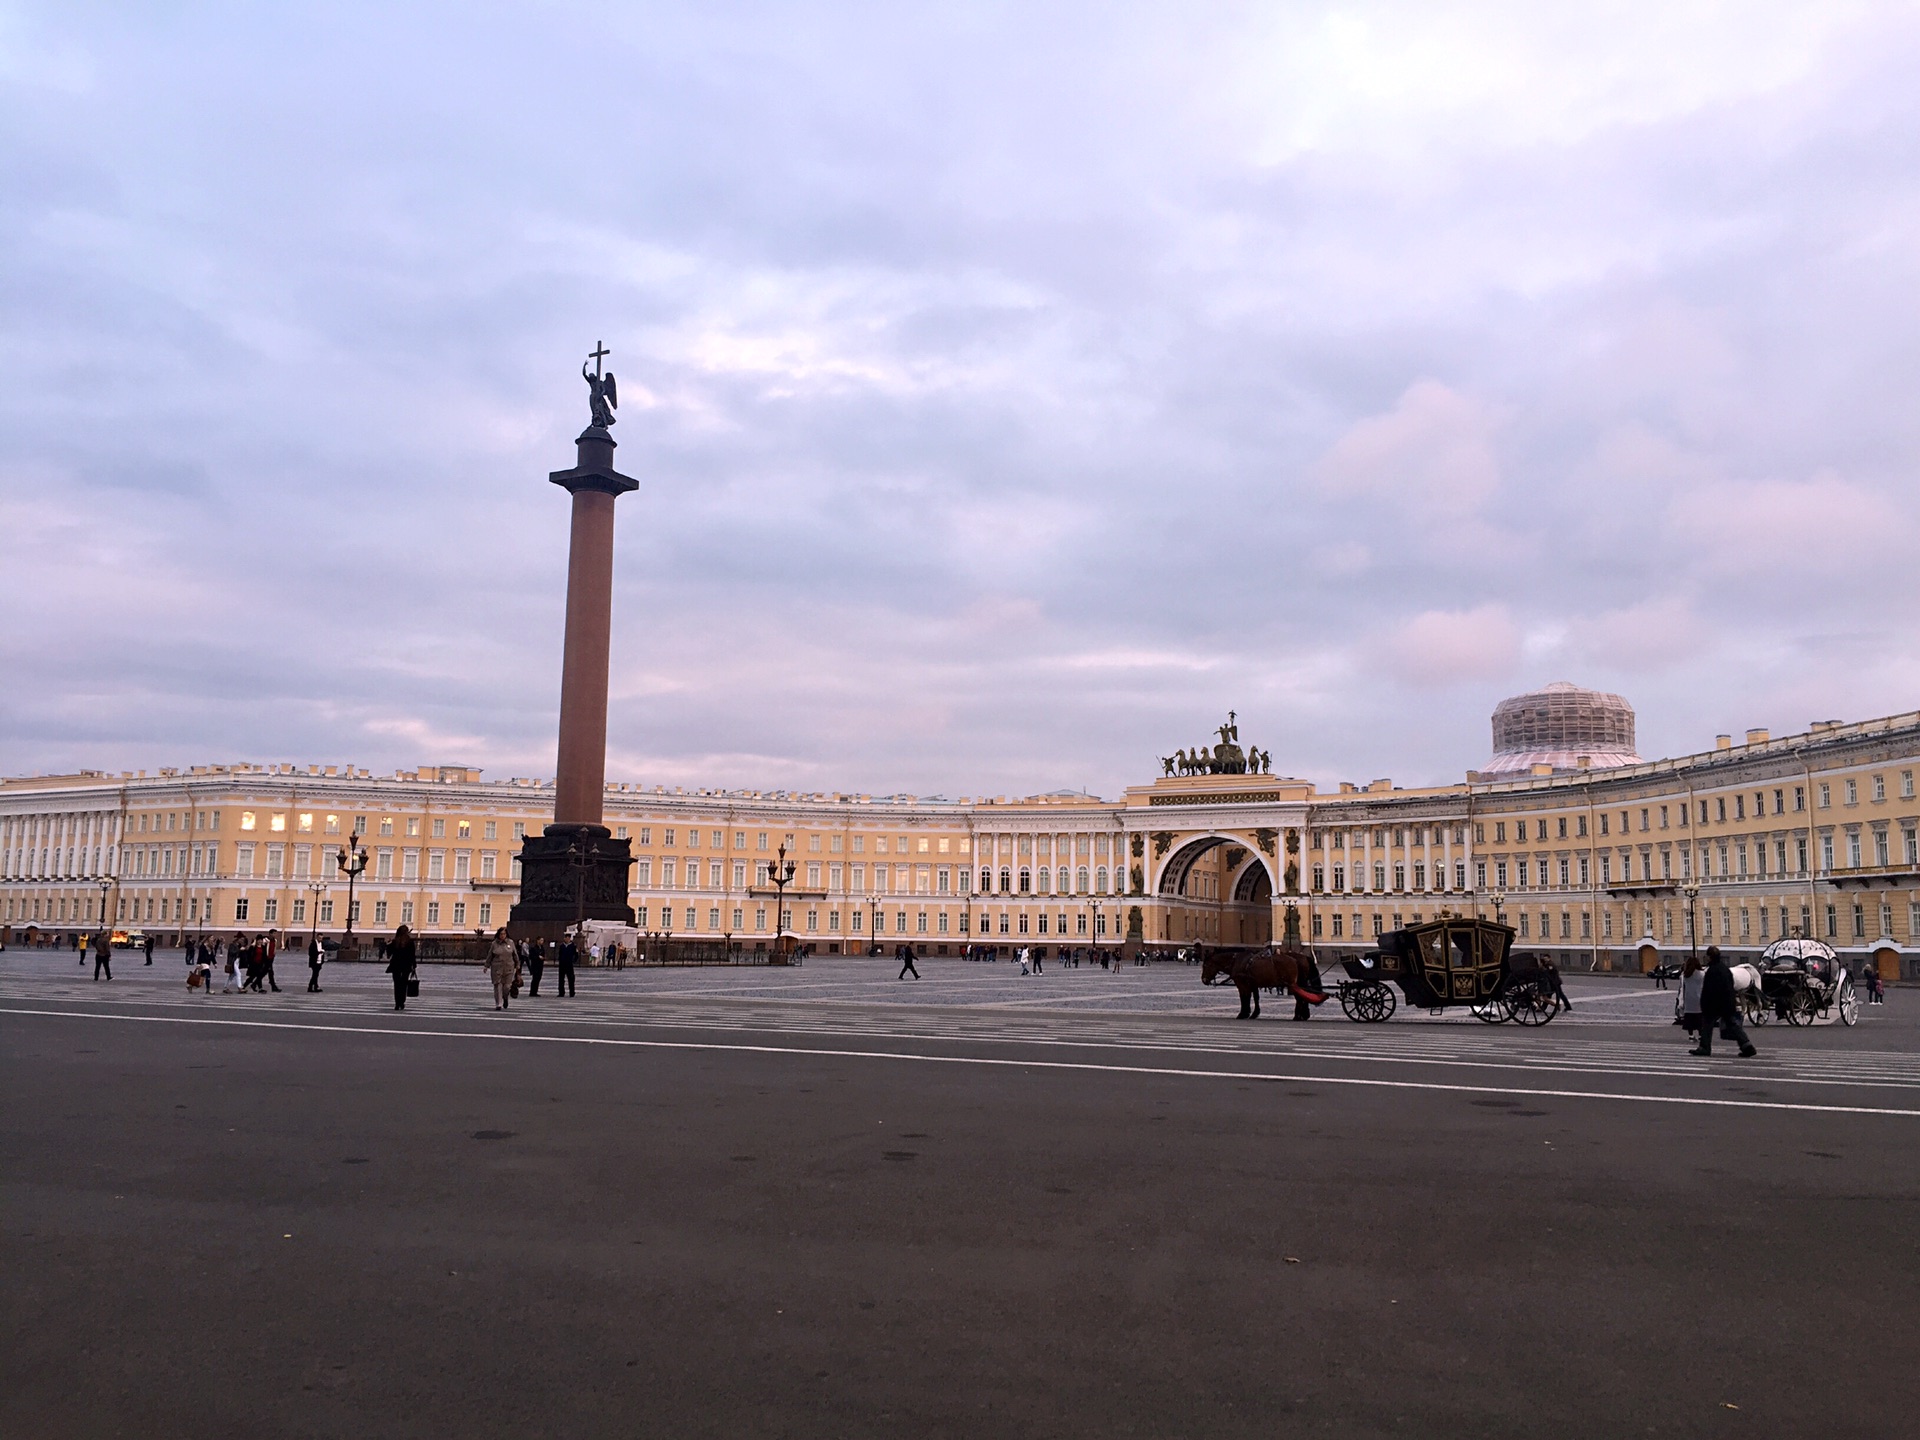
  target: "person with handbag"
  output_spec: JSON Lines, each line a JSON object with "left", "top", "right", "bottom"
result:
{"left": 486, "top": 927, "right": 517, "bottom": 1010}
{"left": 386, "top": 924, "right": 417, "bottom": 1011}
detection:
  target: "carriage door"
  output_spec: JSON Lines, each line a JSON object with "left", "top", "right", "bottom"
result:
{"left": 1448, "top": 924, "right": 1502, "bottom": 1002}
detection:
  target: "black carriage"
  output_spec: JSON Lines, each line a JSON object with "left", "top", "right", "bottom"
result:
{"left": 1756, "top": 938, "right": 1858, "bottom": 1028}
{"left": 1336, "top": 916, "right": 1562, "bottom": 1025}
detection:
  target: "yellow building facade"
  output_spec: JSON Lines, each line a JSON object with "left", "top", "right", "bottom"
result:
{"left": 4, "top": 706, "right": 1917, "bottom": 978}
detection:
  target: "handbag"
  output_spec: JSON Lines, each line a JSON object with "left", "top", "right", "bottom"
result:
{"left": 406, "top": 975, "right": 420, "bottom": 998}
{"left": 510, "top": 966, "right": 522, "bottom": 999}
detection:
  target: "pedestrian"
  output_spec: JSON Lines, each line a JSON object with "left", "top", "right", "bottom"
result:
{"left": 242, "top": 937, "right": 267, "bottom": 992}
{"left": 898, "top": 942, "right": 920, "bottom": 980}
{"left": 1693, "top": 945, "right": 1757, "bottom": 1058}
{"left": 1032, "top": 946, "right": 1043, "bottom": 975}
{"left": 143, "top": 933, "right": 154, "bottom": 966}
{"left": 92, "top": 927, "right": 113, "bottom": 981}
{"left": 221, "top": 939, "right": 240, "bottom": 994}
{"left": 1541, "top": 956, "right": 1571, "bottom": 1011}
{"left": 1677, "top": 954, "right": 1704, "bottom": 1039}
{"left": 486, "top": 927, "right": 517, "bottom": 1010}
{"left": 307, "top": 935, "right": 324, "bottom": 992}
{"left": 260, "top": 933, "right": 280, "bottom": 991}
{"left": 1864, "top": 962, "right": 1884, "bottom": 1005}
{"left": 525, "top": 937, "right": 546, "bottom": 997}
{"left": 555, "top": 932, "right": 578, "bottom": 997}
{"left": 386, "top": 924, "right": 417, "bottom": 1011}
{"left": 1016, "top": 946, "right": 1031, "bottom": 976}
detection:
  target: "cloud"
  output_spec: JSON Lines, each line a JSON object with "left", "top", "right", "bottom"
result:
{"left": 1371, "top": 605, "right": 1521, "bottom": 689}
{"left": 1667, "top": 471, "right": 1912, "bottom": 572}
{"left": 1563, "top": 598, "right": 1707, "bottom": 673}
{"left": 1312, "top": 380, "right": 1506, "bottom": 518}
{"left": 1, "top": 1, "right": 1918, "bottom": 796}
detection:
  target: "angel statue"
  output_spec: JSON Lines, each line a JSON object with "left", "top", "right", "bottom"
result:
{"left": 583, "top": 347, "right": 618, "bottom": 429}
{"left": 1161, "top": 755, "right": 1176, "bottom": 776}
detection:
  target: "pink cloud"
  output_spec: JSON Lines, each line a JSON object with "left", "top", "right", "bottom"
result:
{"left": 1314, "top": 380, "right": 1506, "bottom": 517}
{"left": 1372, "top": 604, "right": 1521, "bottom": 688}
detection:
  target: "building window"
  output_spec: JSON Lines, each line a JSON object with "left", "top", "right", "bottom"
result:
{"left": 374, "top": 901, "right": 388, "bottom": 925}
{"left": 427, "top": 902, "right": 440, "bottom": 925}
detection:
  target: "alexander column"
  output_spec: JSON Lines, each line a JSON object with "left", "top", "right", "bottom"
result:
{"left": 510, "top": 344, "right": 638, "bottom": 935}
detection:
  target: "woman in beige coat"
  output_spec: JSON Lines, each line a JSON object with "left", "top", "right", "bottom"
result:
{"left": 486, "top": 928, "right": 518, "bottom": 1010}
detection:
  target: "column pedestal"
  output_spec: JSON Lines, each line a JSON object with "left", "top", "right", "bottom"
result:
{"left": 512, "top": 823, "right": 634, "bottom": 938}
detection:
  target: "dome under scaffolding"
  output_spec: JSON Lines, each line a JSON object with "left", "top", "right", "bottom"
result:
{"left": 1481, "top": 682, "right": 1641, "bottom": 777}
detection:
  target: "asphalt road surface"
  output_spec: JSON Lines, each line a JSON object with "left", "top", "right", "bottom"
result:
{"left": 4, "top": 953, "right": 1916, "bottom": 1438}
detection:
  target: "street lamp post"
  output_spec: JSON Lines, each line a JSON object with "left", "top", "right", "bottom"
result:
{"left": 566, "top": 830, "right": 595, "bottom": 941}
{"left": 867, "top": 894, "right": 883, "bottom": 955}
{"left": 97, "top": 879, "right": 110, "bottom": 933}
{"left": 334, "top": 831, "right": 368, "bottom": 958}
{"left": 768, "top": 836, "right": 796, "bottom": 951}
{"left": 1492, "top": 890, "right": 1508, "bottom": 926}
{"left": 1681, "top": 878, "right": 1701, "bottom": 964}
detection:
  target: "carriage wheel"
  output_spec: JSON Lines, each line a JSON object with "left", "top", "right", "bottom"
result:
{"left": 1785, "top": 989, "right": 1818, "bottom": 1027}
{"left": 1351, "top": 981, "right": 1394, "bottom": 1023}
{"left": 1338, "top": 987, "right": 1362, "bottom": 1022}
{"left": 1837, "top": 978, "right": 1859, "bottom": 1027}
{"left": 1744, "top": 994, "right": 1770, "bottom": 1026}
{"left": 1510, "top": 985, "right": 1554, "bottom": 1026}
{"left": 1471, "top": 995, "right": 1510, "bottom": 1024}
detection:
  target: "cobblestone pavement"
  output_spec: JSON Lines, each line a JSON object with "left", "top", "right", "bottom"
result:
{"left": 10, "top": 943, "right": 1904, "bottom": 1028}
{"left": 5, "top": 946, "right": 1916, "bottom": 1438}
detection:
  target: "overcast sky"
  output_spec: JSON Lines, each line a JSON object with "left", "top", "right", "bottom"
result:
{"left": 3, "top": 2, "right": 1917, "bottom": 799}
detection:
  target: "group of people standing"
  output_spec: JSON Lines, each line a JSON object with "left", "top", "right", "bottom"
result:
{"left": 477, "top": 928, "right": 578, "bottom": 1011}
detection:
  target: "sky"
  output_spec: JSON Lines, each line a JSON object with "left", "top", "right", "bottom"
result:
{"left": 2, "top": 1, "right": 1917, "bottom": 799}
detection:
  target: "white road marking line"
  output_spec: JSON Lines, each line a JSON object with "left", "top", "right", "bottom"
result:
{"left": 5, "top": 1004, "right": 1918, "bottom": 1118}
{"left": 11, "top": 990, "right": 1920, "bottom": 1088}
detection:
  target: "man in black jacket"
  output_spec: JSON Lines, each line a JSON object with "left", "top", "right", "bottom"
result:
{"left": 555, "top": 935, "right": 577, "bottom": 997}
{"left": 1693, "top": 946, "right": 1758, "bottom": 1057}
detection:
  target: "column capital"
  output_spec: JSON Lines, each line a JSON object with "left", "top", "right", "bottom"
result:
{"left": 549, "top": 427, "right": 639, "bottom": 497}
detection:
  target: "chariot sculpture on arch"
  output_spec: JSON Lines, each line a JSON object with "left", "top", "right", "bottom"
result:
{"left": 1160, "top": 711, "right": 1272, "bottom": 776}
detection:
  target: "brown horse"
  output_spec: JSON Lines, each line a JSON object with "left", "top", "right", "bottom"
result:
{"left": 1200, "top": 946, "right": 1328, "bottom": 1020}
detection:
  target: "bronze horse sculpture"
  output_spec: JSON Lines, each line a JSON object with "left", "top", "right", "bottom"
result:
{"left": 1201, "top": 946, "right": 1328, "bottom": 1020}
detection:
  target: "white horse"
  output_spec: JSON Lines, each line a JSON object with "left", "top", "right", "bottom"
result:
{"left": 1730, "top": 962, "right": 1767, "bottom": 1019}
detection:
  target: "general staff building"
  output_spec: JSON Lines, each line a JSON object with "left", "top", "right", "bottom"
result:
{"left": 4, "top": 685, "right": 1916, "bottom": 980}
